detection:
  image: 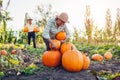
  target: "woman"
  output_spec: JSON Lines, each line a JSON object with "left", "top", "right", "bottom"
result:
{"left": 42, "top": 12, "right": 70, "bottom": 51}
{"left": 26, "top": 17, "right": 36, "bottom": 48}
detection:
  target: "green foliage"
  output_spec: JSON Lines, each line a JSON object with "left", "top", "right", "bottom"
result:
{"left": 17, "top": 31, "right": 28, "bottom": 44}
{"left": 26, "top": 45, "right": 45, "bottom": 55}
{"left": 24, "top": 67, "right": 36, "bottom": 75}
{"left": 23, "top": 63, "right": 38, "bottom": 75}
{"left": 35, "top": 4, "right": 56, "bottom": 28}
{"left": 0, "top": 71, "right": 5, "bottom": 77}
{"left": 77, "top": 45, "right": 96, "bottom": 52}
{"left": 111, "top": 45, "right": 120, "bottom": 56}
{"left": 98, "top": 71, "right": 120, "bottom": 80}
{"left": 91, "top": 70, "right": 120, "bottom": 80}
{"left": 76, "top": 44, "right": 120, "bottom": 58}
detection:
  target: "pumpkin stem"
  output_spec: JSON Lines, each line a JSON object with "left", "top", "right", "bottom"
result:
{"left": 71, "top": 46, "right": 74, "bottom": 50}
{"left": 83, "top": 50, "right": 89, "bottom": 56}
{"left": 66, "top": 38, "right": 70, "bottom": 42}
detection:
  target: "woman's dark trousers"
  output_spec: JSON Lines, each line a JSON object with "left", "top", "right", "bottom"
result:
{"left": 28, "top": 32, "right": 36, "bottom": 48}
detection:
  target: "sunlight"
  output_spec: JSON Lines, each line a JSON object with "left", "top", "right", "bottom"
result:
{"left": 2, "top": 0, "right": 120, "bottom": 31}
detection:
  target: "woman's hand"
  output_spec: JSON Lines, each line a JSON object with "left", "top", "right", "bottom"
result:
{"left": 48, "top": 38, "right": 57, "bottom": 49}
{"left": 60, "top": 40, "right": 66, "bottom": 43}
{"left": 51, "top": 42, "right": 57, "bottom": 49}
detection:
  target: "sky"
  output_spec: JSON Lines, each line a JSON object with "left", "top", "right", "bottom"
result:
{"left": 2, "top": 0, "right": 120, "bottom": 31}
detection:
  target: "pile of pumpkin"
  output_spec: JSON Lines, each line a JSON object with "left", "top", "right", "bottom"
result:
{"left": 91, "top": 52, "right": 113, "bottom": 61}
{"left": 42, "top": 31, "right": 90, "bottom": 72}
{"left": 0, "top": 50, "right": 17, "bottom": 55}
{"left": 23, "top": 26, "right": 39, "bottom": 33}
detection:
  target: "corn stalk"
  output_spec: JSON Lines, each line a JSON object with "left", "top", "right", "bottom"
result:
{"left": 113, "top": 8, "right": 120, "bottom": 45}
{"left": 84, "top": 5, "right": 93, "bottom": 44}
{"left": 105, "top": 9, "right": 112, "bottom": 44}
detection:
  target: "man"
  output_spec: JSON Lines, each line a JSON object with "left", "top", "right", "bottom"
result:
{"left": 26, "top": 17, "right": 36, "bottom": 48}
{"left": 42, "top": 12, "right": 70, "bottom": 51}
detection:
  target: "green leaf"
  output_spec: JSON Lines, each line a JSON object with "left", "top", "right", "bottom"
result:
{"left": 0, "top": 71, "right": 5, "bottom": 77}
{"left": 24, "top": 67, "right": 35, "bottom": 75}
{"left": 96, "top": 76, "right": 107, "bottom": 80}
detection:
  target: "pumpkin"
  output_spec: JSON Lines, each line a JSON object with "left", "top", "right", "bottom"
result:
{"left": 91, "top": 54, "right": 103, "bottom": 61}
{"left": 11, "top": 50, "right": 17, "bottom": 54}
{"left": 104, "top": 52, "right": 112, "bottom": 60}
{"left": 23, "top": 26, "right": 28, "bottom": 32}
{"left": 49, "top": 39, "right": 61, "bottom": 50}
{"left": 60, "top": 42, "right": 76, "bottom": 55}
{"left": 0, "top": 50, "right": 7, "bottom": 55}
{"left": 55, "top": 31, "right": 66, "bottom": 40}
{"left": 62, "top": 50, "right": 83, "bottom": 72}
{"left": 34, "top": 27, "right": 39, "bottom": 32}
{"left": 82, "top": 52, "right": 90, "bottom": 70}
{"left": 42, "top": 50, "right": 61, "bottom": 67}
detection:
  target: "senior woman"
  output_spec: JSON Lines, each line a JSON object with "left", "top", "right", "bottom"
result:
{"left": 42, "top": 12, "right": 70, "bottom": 51}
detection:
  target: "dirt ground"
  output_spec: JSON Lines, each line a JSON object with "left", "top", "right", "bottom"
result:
{"left": 1, "top": 59, "right": 120, "bottom": 80}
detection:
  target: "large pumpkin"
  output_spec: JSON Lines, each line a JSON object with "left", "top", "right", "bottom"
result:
{"left": 104, "top": 52, "right": 112, "bottom": 60}
{"left": 49, "top": 39, "right": 61, "bottom": 50}
{"left": 0, "top": 50, "right": 7, "bottom": 55}
{"left": 55, "top": 31, "right": 66, "bottom": 40}
{"left": 62, "top": 50, "right": 83, "bottom": 72}
{"left": 60, "top": 42, "right": 76, "bottom": 55}
{"left": 34, "top": 27, "right": 39, "bottom": 32}
{"left": 91, "top": 54, "right": 103, "bottom": 61}
{"left": 23, "top": 26, "right": 28, "bottom": 32}
{"left": 42, "top": 50, "right": 61, "bottom": 67}
{"left": 82, "top": 53, "right": 90, "bottom": 70}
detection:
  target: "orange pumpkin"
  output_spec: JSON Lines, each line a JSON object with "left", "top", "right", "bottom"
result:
{"left": 34, "top": 27, "right": 39, "bottom": 32}
{"left": 49, "top": 39, "right": 61, "bottom": 50}
{"left": 82, "top": 53, "right": 90, "bottom": 70}
{"left": 91, "top": 54, "right": 103, "bottom": 61}
{"left": 23, "top": 27, "right": 28, "bottom": 32}
{"left": 11, "top": 50, "right": 17, "bottom": 54}
{"left": 60, "top": 42, "right": 76, "bottom": 55}
{"left": 55, "top": 31, "right": 66, "bottom": 40}
{"left": 42, "top": 50, "right": 61, "bottom": 67}
{"left": 0, "top": 50, "right": 7, "bottom": 55}
{"left": 104, "top": 52, "right": 112, "bottom": 60}
{"left": 62, "top": 50, "right": 83, "bottom": 72}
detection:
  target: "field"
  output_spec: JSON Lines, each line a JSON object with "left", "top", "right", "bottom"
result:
{"left": 1, "top": 45, "right": 120, "bottom": 80}
{"left": 0, "top": 1, "right": 120, "bottom": 79}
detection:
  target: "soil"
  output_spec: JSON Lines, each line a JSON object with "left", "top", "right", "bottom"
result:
{"left": 1, "top": 60, "right": 120, "bottom": 80}
{"left": 1, "top": 50, "right": 120, "bottom": 80}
